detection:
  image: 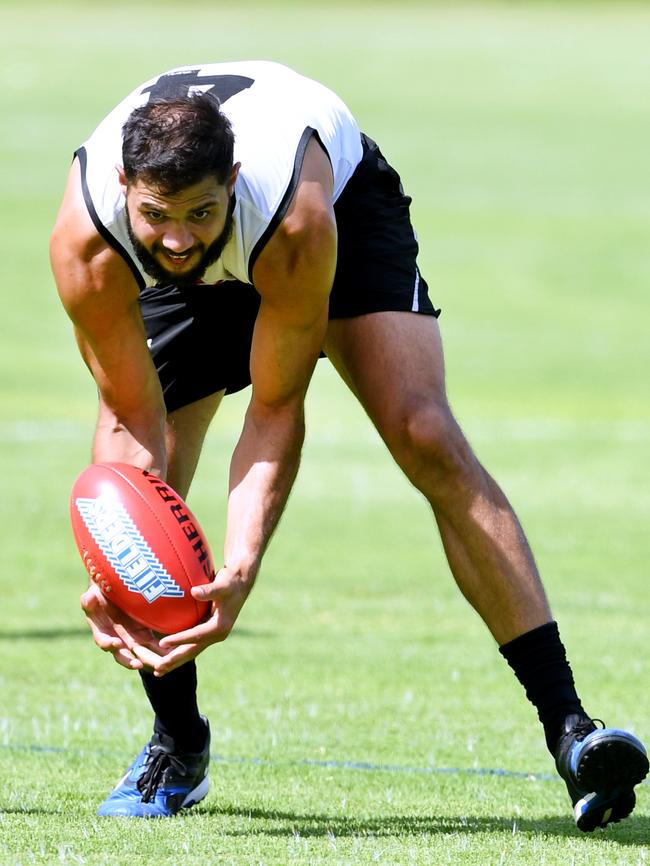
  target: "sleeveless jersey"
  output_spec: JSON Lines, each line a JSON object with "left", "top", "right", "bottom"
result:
{"left": 75, "top": 61, "right": 364, "bottom": 288}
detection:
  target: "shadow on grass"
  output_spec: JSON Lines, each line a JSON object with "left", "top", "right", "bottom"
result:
{"left": 198, "top": 803, "right": 650, "bottom": 844}
{"left": 0, "top": 627, "right": 89, "bottom": 640}
{"left": 2, "top": 802, "right": 647, "bottom": 844}
{"left": 0, "top": 626, "right": 265, "bottom": 641}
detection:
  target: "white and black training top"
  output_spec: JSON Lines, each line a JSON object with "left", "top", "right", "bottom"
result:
{"left": 75, "top": 61, "right": 364, "bottom": 289}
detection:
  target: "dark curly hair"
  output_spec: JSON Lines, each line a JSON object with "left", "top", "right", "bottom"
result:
{"left": 122, "top": 93, "right": 235, "bottom": 194}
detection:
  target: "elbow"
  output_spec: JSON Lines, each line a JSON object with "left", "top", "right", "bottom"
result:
{"left": 276, "top": 205, "right": 338, "bottom": 289}
{"left": 248, "top": 390, "right": 306, "bottom": 425}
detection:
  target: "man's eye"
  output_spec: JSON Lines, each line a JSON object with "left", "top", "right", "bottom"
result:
{"left": 146, "top": 211, "right": 163, "bottom": 222}
{"left": 192, "top": 209, "right": 210, "bottom": 220}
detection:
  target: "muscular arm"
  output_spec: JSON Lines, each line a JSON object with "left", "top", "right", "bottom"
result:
{"left": 149, "top": 137, "right": 337, "bottom": 671}
{"left": 50, "top": 159, "right": 167, "bottom": 475}
{"left": 227, "top": 137, "right": 337, "bottom": 582}
{"left": 51, "top": 159, "right": 168, "bottom": 669}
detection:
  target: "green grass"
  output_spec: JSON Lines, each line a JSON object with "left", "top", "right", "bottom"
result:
{"left": 1, "top": 2, "right": 649, "bottom": 863}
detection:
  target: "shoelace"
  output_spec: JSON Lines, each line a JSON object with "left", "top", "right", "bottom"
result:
{"left": 573, "top": 717, "right": 605, "bottom": 741}
{"left": 137, "top": 746, "right": 189, "bottom": 803}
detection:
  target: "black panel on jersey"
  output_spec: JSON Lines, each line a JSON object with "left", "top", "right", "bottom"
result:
{"left": 74, "top": 146, "right": 146, "bottom": 291}
{"left": 141, "top": 71, "right": 254, "bottom": 105}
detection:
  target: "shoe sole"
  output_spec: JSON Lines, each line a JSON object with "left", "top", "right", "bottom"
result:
{"left": 181, "top": 775, "right": 210, "bottom": 810}
{"left": 97, "top": 774, "right": 210, "bottom": 817}
{"left": 573, "top": 731, "right": 649, "bottom": 832}
{"left": 574, "top": 788, "right": 636, "bottom": 833}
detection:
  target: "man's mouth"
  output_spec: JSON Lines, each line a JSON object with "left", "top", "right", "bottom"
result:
{"left": 159, "top": 248, "right": 197, "bottom": 266}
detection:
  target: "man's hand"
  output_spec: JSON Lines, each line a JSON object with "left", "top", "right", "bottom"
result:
{"left": 115, "top": 566, "right": 253, "bottom": 676}
{"left": 81, "top": 583, "right": 165, "bottom": 670}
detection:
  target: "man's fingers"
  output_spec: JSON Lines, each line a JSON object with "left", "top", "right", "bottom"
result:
{"left": 191, "top": 582, "right": 228, "bottom": 603}
{"left": 190, "top": 565, "right": 248, "bottom": 603}
{"left": 95, "top": 633, "right": 124, "bottom": 652}
{"left": 126, "top": 641, "right": 171, "bottom": 669}
{"left": 113, "top": 622, "right": 162, "bottom": 653}
{"left": 81, "top": 585, "right": 152, "bottom": 671}
{"left": 81, "top": 569, "right": 238, "bottom": 669}
{"left": 113, "top": 622, "right": 135, "bottom": 647}
{"left": 85, "top": 617, "right": 123, "bottom": 652}
{"left": 112, "top": 647, "right": 145, "bottom": 670}
{"left": 80, "top": 587, "right": 100, "bottom": 615}
{"left": 146, "top": 644, "right": 201, "bottom": 677}
{"left": 128, "top": 640, "right": 201, "bottom": 675}
{"left": 158, "top": 618, "right": 227, "bottom": 649}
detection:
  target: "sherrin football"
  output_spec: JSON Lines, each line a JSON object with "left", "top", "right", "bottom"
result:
{"left": 70, "top": 463, "right": 213, "bottom": 634}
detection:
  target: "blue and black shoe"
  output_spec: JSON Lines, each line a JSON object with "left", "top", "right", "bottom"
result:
{"left": 555, "top": 714, "right": 648, "bottom": 832}
{"left": 97, "top": 717, "right": 210, "bottom": 817}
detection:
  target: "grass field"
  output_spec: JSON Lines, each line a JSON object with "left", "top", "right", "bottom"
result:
{"left": 1, "top": 2, "right": 650, "bottom": 864}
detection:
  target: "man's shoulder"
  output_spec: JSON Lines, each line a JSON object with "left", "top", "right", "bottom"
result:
{"left": 51, "top": 157, "right": 143, "bottom": 303}
{"left": 52, "top": 158, "right": 105, "bottom": 256}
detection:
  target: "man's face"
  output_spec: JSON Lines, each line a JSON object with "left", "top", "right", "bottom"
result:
{"left": 121, "top": 166, "right": 239, "bottom": 287}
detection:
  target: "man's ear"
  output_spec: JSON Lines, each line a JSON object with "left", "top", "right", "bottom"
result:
{"left": 228, "top": 162, "right": 241, "bottom": 196}
{"left": 117, "top": 165, "right": 127, "bottom": 193}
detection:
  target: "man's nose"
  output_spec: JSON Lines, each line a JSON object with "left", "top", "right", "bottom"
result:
{"left": 161, "top": 223, "right": 193, "bottom": 252}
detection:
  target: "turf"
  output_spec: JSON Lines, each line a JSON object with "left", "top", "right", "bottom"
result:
{"left": 1, "top": 2, "right": 649, "bottom": 864}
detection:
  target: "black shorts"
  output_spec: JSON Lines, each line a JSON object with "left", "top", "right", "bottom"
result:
{"left": 139, "top": 134, "right": 440, "bottom": 413}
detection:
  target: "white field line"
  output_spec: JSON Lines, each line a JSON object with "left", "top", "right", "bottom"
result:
{"left": 306, "top": 418, "right": 650, "bottom": 446}
{"left": 466, "top": 417, "right": 650, "bottom": 444}
{"left": 3, "top": 740, "right": 649, "bottom": 787}
{"left": 0, "top": 420, "right": 91, "bottom": 443}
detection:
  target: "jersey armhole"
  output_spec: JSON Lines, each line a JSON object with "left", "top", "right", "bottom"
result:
{"left": 247, "top": 126, "right": 329, "bottom": 283}
{"left": 74, "top": 146, "right": 147, "bottom": 291}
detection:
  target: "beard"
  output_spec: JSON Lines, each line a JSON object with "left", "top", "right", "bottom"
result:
{"left": 125, "top": 197, "right": 235, "bottom": 288}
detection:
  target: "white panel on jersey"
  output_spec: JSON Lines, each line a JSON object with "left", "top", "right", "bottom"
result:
{"left": 77, "top": 61, "right": 363, "bottom": 288}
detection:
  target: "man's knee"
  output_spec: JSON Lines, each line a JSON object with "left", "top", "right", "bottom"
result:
{"left": 389, "top": 400, "right": 477, "bottom": 496}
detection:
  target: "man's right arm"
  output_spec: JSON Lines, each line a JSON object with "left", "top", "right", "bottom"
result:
{"left": 50, "top": 158, "right": 168, "bottom": 476}
{"left": 50, "top": 158, "right": 168, "bottom": 669}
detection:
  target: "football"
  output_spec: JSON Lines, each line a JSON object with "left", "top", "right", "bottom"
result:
{"left": 69, "top": 462, "right": 213, "bottom": 634}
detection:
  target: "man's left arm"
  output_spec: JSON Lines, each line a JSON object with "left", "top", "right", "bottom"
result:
{"left": 128, "top": 137, "right": 337, "bottom": 674}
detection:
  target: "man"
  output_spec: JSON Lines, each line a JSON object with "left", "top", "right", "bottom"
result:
{"left": 50, "top": 61, "right": 647, "bottom": 827}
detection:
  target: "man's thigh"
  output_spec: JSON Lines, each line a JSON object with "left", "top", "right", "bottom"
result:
{"left": 165, "top": 391, "right": 224, "bottom": 498}
{"left": 324, "top": 311, "right": 448, "bottom": 437}
{"left": 326, "top": 136, "right": 447, "bottom": 429}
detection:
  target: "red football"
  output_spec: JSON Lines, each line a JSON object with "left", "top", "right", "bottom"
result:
{"left": 70, "top": 463, "right": 213, "bottom": 634}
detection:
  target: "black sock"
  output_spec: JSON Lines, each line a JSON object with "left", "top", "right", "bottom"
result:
{"left": 139, "top": 661, "right": 207, "bottom": 753}
{"left": 499, "top": 621, "right": 588, "bottom": 755}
